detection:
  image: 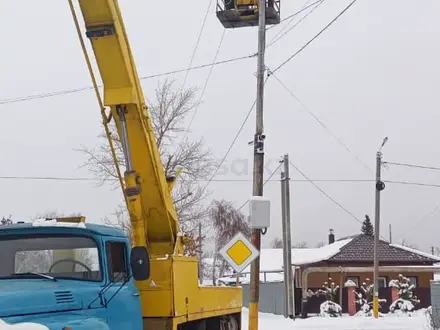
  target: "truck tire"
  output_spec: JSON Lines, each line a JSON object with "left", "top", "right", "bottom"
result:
{"left": 220, "top": 315, "right": 239, "bottom": 330}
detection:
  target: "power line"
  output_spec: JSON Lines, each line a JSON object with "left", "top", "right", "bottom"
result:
{"left": 270, "top": 72, "right": 372, "bottom": 174}
{"left": 2, "top": 175, "right": 440, "bottom": 190}
{"left": 271, "top": 0, "right": 359, "bottom": 74}
{"left": 181, "top": 0, "right": 214, "bottom": 89}
{"left": 198, "top": 178, "right": 373, "bottom": 183}
{"left": 397, "top": 203, "right": 440, "bottom": 236}
{"left": 268, "top": 0, "right": 325, "bottom": 48}
{"left": 237, "top": 161, "right": 283, "bottom": 212}
{"left": 384, "top": 180, "right": 440, "bottom": 189}
{"left": 384, "top": 161, "right": 440, "bottom": 172}
{"left": 201, "top": 77, "right": 269, "bottom": 192}
{"left": 288, "top": 160, "right": 362, "bottom": 224}
{"left": 175, "top": 29, "right": 228, "bottom": 165}
{"left": 266, "top": 0, "right": 323, "bottom": 32}
{"left": 182, "top": 29, "right": 227, "bottom": 139}
{"left": 287, "top": 161, "right": 390, "bottom": 242}
{"left": 0, "top": 86, "right": 93, "bottom": 105}
{"left": 139, "top": 55, "right": 253, "bottom": 79}
{"left": 0, "top": 175, "right": 97, "bottom": 182}
{"left": 0, "top": 55, "right": 254, "bottom": 106}
{"left": 0, "top": 175, "right": 375, "bottom": 183}
{"left": 0, "top": 0, "right": 326, "bottom": 106}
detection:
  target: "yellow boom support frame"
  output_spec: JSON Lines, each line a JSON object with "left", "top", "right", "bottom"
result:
{"left": 72, "top": 0, "right": 242, "bottom": 328}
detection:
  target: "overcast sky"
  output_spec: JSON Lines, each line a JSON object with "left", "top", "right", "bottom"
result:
{"left": 1, "top": 0, "right": 440, "bottom": 252}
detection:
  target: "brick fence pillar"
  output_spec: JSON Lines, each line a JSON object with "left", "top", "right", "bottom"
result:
{"left": 344, "top": 280, "right": 357, "bottom": 316}
{"left": 347, "top": 286, "right": 356, "bottom": 316}
{"left": 391, "top": 287, "right": 399, "bottom": 302}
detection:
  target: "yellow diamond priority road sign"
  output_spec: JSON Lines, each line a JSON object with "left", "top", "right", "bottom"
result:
{"left": 219, "top": 232, "right": 259, "bottom": 273}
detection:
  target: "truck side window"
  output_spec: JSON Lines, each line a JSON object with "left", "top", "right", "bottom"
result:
{"left": 106, "top": 241, "right": 128, "bottom": 282}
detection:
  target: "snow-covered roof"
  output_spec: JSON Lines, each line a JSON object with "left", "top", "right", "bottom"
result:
{"left": 390, "top": 244, "right": 440, "bottom": 262}
{"left": 254, "top": 237, "right": 353, "bottom": 272}
{"left": 216, "top": 238, "right": 353, "bottom": 284}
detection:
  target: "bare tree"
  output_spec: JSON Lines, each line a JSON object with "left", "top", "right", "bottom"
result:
{"left": 102, "top": 206, "right": 133, "bottom": 243}
{"left": 271, "top": 237, "right": 283, "bottom": 248}
{"left": 211, "top": 199, "right": 251, "bottom": 249}
{"left": 210, "top": 200, "right": 251, "bottom": 282}
{"left": 0, "top": 215, "right": 12, "bottom": 225}
{"left": 292, "top": 241, "right": 308, "bottom": 248}
{"left": 316, "top": 241, "right": 326, "bottom": 248}
{"left": 77, "top": 79, "right": 216, "bottom": 254}
{"left": 400, "top": 238, "right": 418, "bottom": 250}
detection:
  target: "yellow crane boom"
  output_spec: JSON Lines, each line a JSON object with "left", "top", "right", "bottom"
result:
{"left": 70, "top": 0, "right": 242, "bottom": 329}
{"left": 77, "top": 0, "right": 180, "bottom": 257}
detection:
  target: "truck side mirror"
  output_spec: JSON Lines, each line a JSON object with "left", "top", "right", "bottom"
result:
{"left": 130, "top": 246, "right": 150, "bottom": 281}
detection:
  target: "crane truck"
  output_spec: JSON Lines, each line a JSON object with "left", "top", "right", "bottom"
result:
{"left": 0, "top": 0, "right": 281, "bottom": 329}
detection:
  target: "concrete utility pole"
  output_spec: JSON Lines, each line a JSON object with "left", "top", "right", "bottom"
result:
{"left": 198, "top": 222, "right": 203, "bottom": 285}
{"left": 373, "top": 137, "right": 387, "bottom": 318}
{"left": 281, "top": 155, "right": 294, "bottom": 319}
{"left": 389, "top": 224, "right": 392, "bottom": 244}
{"left": 248, "top": 0, "right": 267, "bottom": 328}
{"left": 281, "top": 171, "right": 287, "bottom": 317}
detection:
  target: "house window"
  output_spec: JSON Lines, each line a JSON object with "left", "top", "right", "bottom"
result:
{"left": 378, "top": 276, "right": 387, "bottom": 288}
{"left": 407, "top": 276, "right": 418, "bottom": 287}
{"left": 345, "top": 276, "right": 360, "bottom": 287}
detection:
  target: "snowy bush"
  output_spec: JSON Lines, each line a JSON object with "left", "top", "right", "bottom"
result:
{"left": 389, "top": 274, "right": 420, "bottom": 316}
{"left": 389, "top": 279, "right": 400, "bottom": 288}
{"left": 390, "top": 299, "right": 416, "bottom": 315}
{"left": 320, "top": 300, "right": 342, "bottom": 317}
{"left": 353, "top": 279, "right": 386, "bottom": 317}
{"left": 353, "top": 290, "right": 386, "bottom": 317}
{"left": 308, "top": 278, "right": 342, "bottom": 318}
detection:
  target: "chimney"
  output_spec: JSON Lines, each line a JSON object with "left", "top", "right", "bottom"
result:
{"left": 329, "top": 229, "right": 335, "bottom": 244}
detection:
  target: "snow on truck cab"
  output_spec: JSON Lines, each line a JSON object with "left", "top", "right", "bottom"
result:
{"left": 0, "top": 217, "right": 150, "bottom": 330}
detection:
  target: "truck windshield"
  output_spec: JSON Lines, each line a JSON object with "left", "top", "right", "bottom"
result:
{"left": 0, "top": 235, "right": 101, "bottom": 281}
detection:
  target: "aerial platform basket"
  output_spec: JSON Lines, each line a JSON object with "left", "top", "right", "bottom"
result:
{"left": 216, "top": 0, "right": 281, "bottom": 29}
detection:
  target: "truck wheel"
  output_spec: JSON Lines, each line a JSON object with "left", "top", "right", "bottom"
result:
{"left": 220, "top": 315, "right": 239, "bottom": 330}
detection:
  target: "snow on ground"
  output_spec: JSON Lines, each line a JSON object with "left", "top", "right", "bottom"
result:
{"left": 240, "top": 308, "right": 434, "bottom": 330}
{"left": 0, "top": 319, "right": 49, "bottom": 330}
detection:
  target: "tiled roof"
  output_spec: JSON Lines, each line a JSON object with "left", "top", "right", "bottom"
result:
{"left": 329, "top": 234, "right": 438, "bottom": 263}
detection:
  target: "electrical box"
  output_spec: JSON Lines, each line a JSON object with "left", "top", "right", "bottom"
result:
{"left": 249, "top": 196, "right": 270, "bottom": 229}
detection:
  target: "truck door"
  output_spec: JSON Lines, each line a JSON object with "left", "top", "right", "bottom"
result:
{"left": 104, "top": 240, "right": 143, "bottom": 329}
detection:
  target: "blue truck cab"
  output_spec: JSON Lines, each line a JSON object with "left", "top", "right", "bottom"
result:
{"left": 0, "top": 218, "right": 151, "bottom": 329}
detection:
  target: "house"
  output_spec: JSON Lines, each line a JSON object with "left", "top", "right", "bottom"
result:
{"left": 301, "top": 230, "right": 440, "bottom": 292}
{"left": 219, "top": 230, "right": 440, "bottom": 287}
{"left": 219, "top": 230, "right": 440, "bottom": 315}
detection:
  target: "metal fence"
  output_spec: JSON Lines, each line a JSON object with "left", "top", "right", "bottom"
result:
{"left": 241, "top": 282, "right": 430, "bottom": 316}
{"left": 430, "top": 280, "right": 440, "bottom": 328}
{"left": 241, "top": 282, "right": 287, "bottom": 315}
